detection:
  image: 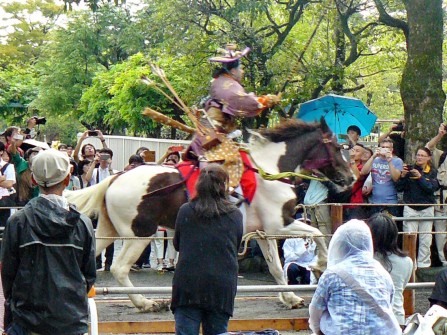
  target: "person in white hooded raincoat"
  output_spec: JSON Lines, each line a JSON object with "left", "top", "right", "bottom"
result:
{"left": 309, "top": 219, "right": 401, "bottom": 335}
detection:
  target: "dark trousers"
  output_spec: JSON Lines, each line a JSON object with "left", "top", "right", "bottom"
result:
{"left": 92, "top": 218, "right": 114, "bottom": 269}
{"left": 343, "top": 206, "right": 368, "bottom": 221}
{"left": 96, "top": 244, "right": 114, "bottom": 269}
{"left": 286, "top": 263, "right": 311, "bottom": 285}
{"left": 136, "top": 245, "right": 151, "bottom": 267}
{"left": 174, "top": 306, "right": 230, "bottom": 335}
{"left": 0, "top": 196, "right": 14, "bottom": 227}
{"left": 368, "top": 205, "right": 402, "bottom": 218}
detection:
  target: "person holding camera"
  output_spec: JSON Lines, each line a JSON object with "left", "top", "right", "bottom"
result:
{"left": 426, "top": 123, "right": 447, "bottom": 266}
{"left": 23, "top": 116, "right": 46, "bottom": 140}
{"left": 396, "top": 147, "right": 439, "bottom": 268}
{"left": 378, "top": 120, "right": 405, "bottom": 160}
{"left": 3, "top": 126, "right": 24, "bottom": 157}
{"left": 89, "top": 148, "right": 117, "bottom": 185}
{"left": 72, "top": 129, "right": 108, "bottom": 163}
{"left": 361, "top": 138, "right": 403, "bottom": 217}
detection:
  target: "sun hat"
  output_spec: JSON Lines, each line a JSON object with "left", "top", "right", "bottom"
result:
{"left": 209, "top": 44, "right": 250, "bottom": 63}
{"left": 31, "top": 149, "right": 70, "bottom": 187}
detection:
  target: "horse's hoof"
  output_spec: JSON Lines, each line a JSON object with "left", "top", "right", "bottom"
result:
{"left": 291, "top": 298, "right": 305, "bottom": 309}
{"left": 137, "top": 299, "right": 160, "bottom": 313}
{"left": 279, "top": 293, "right": 304, "bottom": 309}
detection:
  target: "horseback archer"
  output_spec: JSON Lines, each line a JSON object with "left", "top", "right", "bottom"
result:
{"left": 186, "top": 44, "right": 281, "bottom": 188}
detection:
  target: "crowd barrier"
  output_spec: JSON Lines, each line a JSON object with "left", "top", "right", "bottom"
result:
{"left": 0, "top": 203, "right": 443, "bottom": 333}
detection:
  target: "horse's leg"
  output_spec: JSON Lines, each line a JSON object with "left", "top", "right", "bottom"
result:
{"left": 95, "top": 217, "right": 118, "bottom": 258}
{"left": 95, "top": 210, "right": 119, "bottom": 258}
{"left": 279, "top": 220, "right": 328, "bottom": 276}
{"left": 110, "top": 239, "right": 159, "bottom": 312}
{"left": 256, "top": 239, "right": 304, "bottom": 309}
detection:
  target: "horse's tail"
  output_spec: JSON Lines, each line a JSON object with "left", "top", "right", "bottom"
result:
{"left": 65, "top": 175, "right": 114, "bottom": 218}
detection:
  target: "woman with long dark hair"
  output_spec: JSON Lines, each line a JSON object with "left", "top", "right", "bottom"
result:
{"left": 171, "top": 164, "right": 243, "bottom": 335}
{"left": 367, "top": 213, "right": 414, "bottom": 326}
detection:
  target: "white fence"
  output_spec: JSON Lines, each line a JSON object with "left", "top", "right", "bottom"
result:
{"left": 78, "top": 134, "right": 190, "bottom": 172}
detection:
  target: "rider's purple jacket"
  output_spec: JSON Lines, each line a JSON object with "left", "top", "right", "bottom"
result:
{"left": 205, "top": 74, "right": 263, "bottom": 117}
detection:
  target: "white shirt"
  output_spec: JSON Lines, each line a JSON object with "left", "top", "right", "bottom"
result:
{"left": 283, "top": 238, "right": 318, "bottom": 284}
{"left": 374, "top": 253, "right": 414, "bottom": 325}
{"left": 303, "top": 180, "right": 328, "bottom": 205}
{"left": 90, "top": 166, "right": 118, "bottom": 185}
{"left": 0, "top": 160, "right": 16, "bottom": 198}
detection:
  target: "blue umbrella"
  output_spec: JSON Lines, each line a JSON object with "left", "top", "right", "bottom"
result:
{"left": 296, "top": 94, "right": 377, "bottom": 137}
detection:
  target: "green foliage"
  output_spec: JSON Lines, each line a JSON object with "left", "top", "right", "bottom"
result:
{"left": 0, "top": 0, "right": 64, "bottom": 64}
{"left": 0, "top": 63, "right": 39, "bottom": 125}
{"left": 79, "top": 52, "right": 207, "bottom": 137}
{"left": 32, "top": 4, "right": 147, "bottom": 118}
{"left": 35, "top": 114, "right": 84, "bottom": 146}
{"left": 0, "top": 0, "right": 443, "bottom": 142}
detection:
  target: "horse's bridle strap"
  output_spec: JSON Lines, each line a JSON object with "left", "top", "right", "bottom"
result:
{"left": 246, "top": 163, "right": 329, "bottom": 183}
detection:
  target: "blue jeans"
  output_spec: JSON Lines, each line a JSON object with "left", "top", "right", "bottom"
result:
{"left": 174, "top": 306, "right": 230, "bottom": 335}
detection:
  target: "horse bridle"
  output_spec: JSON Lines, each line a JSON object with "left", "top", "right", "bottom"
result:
{"left": 302, "top": 132, "right": 336, "bottom": 171}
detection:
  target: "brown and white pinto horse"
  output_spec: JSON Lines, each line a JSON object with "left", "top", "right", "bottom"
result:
{"left": 65, "top": 119, "right": 354, "bottom": 311}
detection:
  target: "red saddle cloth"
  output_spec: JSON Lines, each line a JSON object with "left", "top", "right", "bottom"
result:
{"left": 176, "top": 151, "right": 257, "bottom": 203}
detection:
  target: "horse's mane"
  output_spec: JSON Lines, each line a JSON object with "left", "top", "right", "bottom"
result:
{"left": 258, "top": 119, "right": 322, "bottom": 143}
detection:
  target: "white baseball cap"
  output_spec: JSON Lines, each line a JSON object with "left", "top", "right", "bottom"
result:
{"left": 31, "top": 149, "right": 70, "bottom": 187}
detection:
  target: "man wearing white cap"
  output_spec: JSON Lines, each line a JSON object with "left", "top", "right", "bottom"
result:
{"left": 1, "top": 149, "right": 96, "bottom": 335}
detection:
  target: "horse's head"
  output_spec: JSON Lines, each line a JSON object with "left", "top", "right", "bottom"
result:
{"left": 248, "top": 118, "right": 355, "bottom": 188}
{"left": 310, "top": 118, "right": 355, "bottom": 188}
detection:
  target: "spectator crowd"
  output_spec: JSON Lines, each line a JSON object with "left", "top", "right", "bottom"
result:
{"left": 2, "top": 116, "right": 447, "bottom": 334}
{"left": 0, "top": 120, "right": 182, "bottom": 274}
{"left": 1, "top": 118, "right": 447, "bottom": 272}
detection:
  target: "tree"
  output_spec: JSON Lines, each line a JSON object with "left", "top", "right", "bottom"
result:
{"left": 373, "top": 0, "right": 445, "bottom": 157}
{"left": 32, "top": 4, "right": 147, "bottom": 118}
{"left": 62, "top": 0, "right": 126, "bottom": 12}
{"left": 79, "top": 52, "right": 203, "bottom": 138}
{"left": 154, "top": 0, "right": 314, "bottom": 129}
{"left": 0, "top": 62, "right": 39, "bottom": 125}
{"left": 0, "top": 0, "right": 64, "bottom": 64}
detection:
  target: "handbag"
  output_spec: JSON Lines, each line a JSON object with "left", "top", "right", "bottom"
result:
{"left": 403, "top": 305, "right": 447, "bottom": 335}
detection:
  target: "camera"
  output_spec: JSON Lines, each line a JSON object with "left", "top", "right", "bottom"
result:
{"left": 380, "top": 147, "right": 390, "bottom": 155}
{"left": 88, "top": 130, "right": 98, "bottom": 137}
{"left": 13, "top": 134, "right": 24, "bottom": 140}
{"left": 406, "top": 164, "right": 414, "bottom": 171}
{"left": 100, "top": 153, "right": 111, "bottom": 161}
{"left": 33, "top": 116, "right": 47, "bottom": 125}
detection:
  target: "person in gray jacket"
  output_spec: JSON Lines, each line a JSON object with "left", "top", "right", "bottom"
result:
{"left": 1, "top": 149, "right": 96, "bottom": 335}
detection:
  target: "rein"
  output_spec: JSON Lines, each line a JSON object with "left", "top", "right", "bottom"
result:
{"left": 241, "top": 148, "right": 329, "bottom": 183}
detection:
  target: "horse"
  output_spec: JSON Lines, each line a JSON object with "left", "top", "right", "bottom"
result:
{"left": 65, "top": 118, "right": 354, "bottom": 311}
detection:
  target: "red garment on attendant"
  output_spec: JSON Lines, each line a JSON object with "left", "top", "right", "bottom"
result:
{"left": 346, "top": 162, "right": 366, "bottom": 208}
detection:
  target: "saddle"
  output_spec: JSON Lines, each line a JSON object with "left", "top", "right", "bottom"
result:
{"left": 177, "top": 150, "right": 257, "bottom": 203}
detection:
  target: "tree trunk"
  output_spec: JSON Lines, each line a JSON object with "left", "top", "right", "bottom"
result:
{"left": 401, "top": 0, "right": 445, "bottom": 160}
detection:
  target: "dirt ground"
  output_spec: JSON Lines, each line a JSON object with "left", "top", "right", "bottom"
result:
{"left": 93, "top": 267, "right": 434, "bottom": 335}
